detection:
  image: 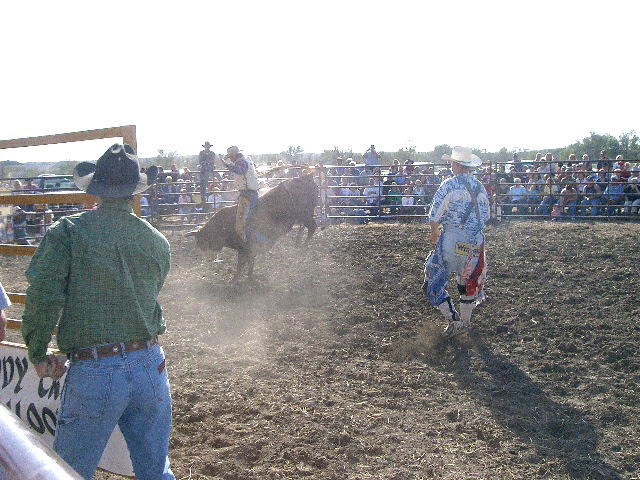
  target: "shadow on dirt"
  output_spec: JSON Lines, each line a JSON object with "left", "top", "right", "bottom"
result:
{"left": 442, "top": 334, "right": 623, "bottom": 480}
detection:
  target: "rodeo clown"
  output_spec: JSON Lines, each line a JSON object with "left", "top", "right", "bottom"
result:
{"left": 424, "top": 146, "right": 490, "bottom": 337}
{"left": 221, "top": 145, "right": 260, "bottom": 243}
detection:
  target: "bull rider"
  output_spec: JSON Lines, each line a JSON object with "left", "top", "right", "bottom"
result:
{"left": 221, "top": 145, "right": 260, "bottom": 243}
{"left": 423, "top": 146, "right": 490, "bottom": 337}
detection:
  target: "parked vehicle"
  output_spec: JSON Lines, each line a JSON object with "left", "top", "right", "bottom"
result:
{"left": 35, "top": 174, "right": 80, "bottom": 192}
{"left": 7, "top": 175, "right": 87, "bottom": 241}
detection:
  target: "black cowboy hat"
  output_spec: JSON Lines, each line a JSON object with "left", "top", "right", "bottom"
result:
{"left": 73, "top": 144, "right": 158, "bottom": 198}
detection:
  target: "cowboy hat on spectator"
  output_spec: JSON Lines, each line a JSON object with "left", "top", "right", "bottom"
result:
{"left": 441, "top": 146, "right": 482, "bottom": 168}
{"left": 73, "top": 144, "right": 158, "bottom": 198}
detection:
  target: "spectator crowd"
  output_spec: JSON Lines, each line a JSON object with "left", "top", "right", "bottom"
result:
{"left": 144, "top": 149, "right": 640, "bottom": 225}
{"left": 488, "top": 151, "right": 640, "bottom": 220}
{"left": 322, "top": 150, "right": 640, "bottom": 223}
{"left": 2, "top": 148, "right": 639, "bottom": 243}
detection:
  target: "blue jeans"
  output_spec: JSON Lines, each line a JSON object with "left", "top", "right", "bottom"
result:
{"left": 425, "top": 227, "right": 484, "bottom": 306}
{"left": 581, "top": 198, "right": 600, "bottom": 216}
{"left": 537, "top": 197, "right": 556, "bottom": 215}
{"left": 54, "top": 343, "right": 174, "bottom": 480}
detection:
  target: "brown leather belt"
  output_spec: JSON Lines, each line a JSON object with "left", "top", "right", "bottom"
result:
{"left": 71, "top": 336, "right": 158, "bottom": 361}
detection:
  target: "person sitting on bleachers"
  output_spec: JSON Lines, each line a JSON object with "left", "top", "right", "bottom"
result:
{"left": 12, "top": 206, "right": 30, "bottom": 245}
{"left": 401, "top": 186, "right": 416, "bottom": 222}
{"left": 508, "top": 178, "right": 528, "bottom": 215}
{"left": 537, "top": 175, "right": 560, "bottom": 215}
{"left": 386, "top": 182, "right": 402, "bottom": 215}
{"left": 616, "top": 160, "right": 631, "bottom": 182}
{"left": 558, "top": 179, "right": 579, "bottom": 218}
{"left": 139, "top": 195, "right": 150, "bottom": 217}
{"left": 412, "top": 179, "right": 427, "bottom": 206}
{"left": 362, "top": 177, "right": 382, "bottom": 216}
{"left": 496, "top": 178, "right": 510, "bottom": 214}
{"left": 580, "top": 177, "right": 602, "bottom": 216}
{"left": 177, "top": 189, "right": 193, "bottom": 223}
{"left": 526, "top": 172, "right": 544, "bottom": 212}
{"left": 345, "top": 183, "right": 367, "bottom": 224}
{"left": 623, "top": 177, "right": 640, "bottom": 215}
{"left": 602, "top": 175, "right": 625, "bottom": 215}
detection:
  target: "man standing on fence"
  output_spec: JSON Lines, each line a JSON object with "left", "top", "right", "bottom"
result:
{"left": 362, "top": 144, "right": 381, "bottom": 173}
{"left": 221, "top": 145, "right": 260, "bottom": 243}
{"left": 21, "top": 144, "right": 174, "bottom": 479}
{"left": 199, "top": 141, "right": 216, "bottom": 211}
{"left": 423, "top": 146, "right": 490, "bottom": 337}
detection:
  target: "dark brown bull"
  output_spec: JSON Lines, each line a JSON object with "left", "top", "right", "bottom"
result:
{"left": 187, "top": 173, "right": 318, "bottom": 281}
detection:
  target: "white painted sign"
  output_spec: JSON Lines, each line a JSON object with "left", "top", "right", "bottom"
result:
{"left": 0, "top": 343, "right": 134, "bottom": 476}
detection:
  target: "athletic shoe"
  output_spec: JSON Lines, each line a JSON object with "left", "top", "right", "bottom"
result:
{"left": 443, "top": 320, "right": 471, "bottom": 337}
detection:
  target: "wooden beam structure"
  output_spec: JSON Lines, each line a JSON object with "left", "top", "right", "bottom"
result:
{"left": 0, "top": 192, "right": 99, "bottom": 206}
{"left": 7, "top": 292, "right": 26, "bottom": 304}
{"left": 0, "top": 125, "right": 137, "bottom": 153}
{"left": 0, "top": 244, "right": 37, "bottom": 256}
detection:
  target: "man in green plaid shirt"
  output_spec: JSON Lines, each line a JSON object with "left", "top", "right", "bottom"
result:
{"left": 21, "top": 144, "right": 174, "bottom": 480}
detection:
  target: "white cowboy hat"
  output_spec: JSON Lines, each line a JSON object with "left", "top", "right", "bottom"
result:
{"left": 74, "top": 144, "right": 158, "bottom": 198}
{"left": 224, "top": 145, "right": 242, "bottom": 159}
{"left": 441, "top": 146, "right": 482, "bottom": 168}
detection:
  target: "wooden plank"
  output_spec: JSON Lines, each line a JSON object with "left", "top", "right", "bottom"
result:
{"left": 6, "top": 318, "right": 22, "bottom": 331}
{"left": 0, "top": 340, "right": 26, "bottom": 349}
{"left": 0, "top": 192, "right": 99, "bottom": 205}
{"left": 1, "top": 192, "right": 140, "bottom": 215}
{"left": 0, "top": 125, "right": 137, "bottom": 153}
{"left": 5, "top": 317, "right": 57, "bottom": 336}
{"left": 7, "top": 293, "right": 26, "bottom": 304}
{"left": 0, "top": 244, "right": 37, "bottom": 256}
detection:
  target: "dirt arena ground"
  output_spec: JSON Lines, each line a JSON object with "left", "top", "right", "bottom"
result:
{"left": 3, "top": 220, "right": 639, "bottom": 479}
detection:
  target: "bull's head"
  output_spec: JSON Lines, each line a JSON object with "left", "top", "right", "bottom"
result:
{"left": 185, "top": 227, "right": 223, "bottom": 252}
{"left": 186, "top": 228, "right": 206, "bottom": 251}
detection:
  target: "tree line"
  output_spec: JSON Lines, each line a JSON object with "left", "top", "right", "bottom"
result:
{"left": 141, "top": 130, "right": 640, "bottom": 171}
{"left": 4, "top": 131, "right": 637, "bottom": 180}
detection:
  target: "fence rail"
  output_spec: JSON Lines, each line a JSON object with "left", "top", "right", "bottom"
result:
{"left": 0, "top": 126, "right": 141, "bottom": 476}
{"left": 129, "top": 160, "right": 640, "bottom": 227}
{"left": 314, "top": 160, "right": 639, "bottom": 224}
{"left": 1, "top": 161, "right": 638, "bottom": 241}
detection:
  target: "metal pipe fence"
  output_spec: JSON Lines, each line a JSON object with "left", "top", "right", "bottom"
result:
{"left": 142, "top": 167, "right": 289, "bottom": 228}
{"left": 1, "top": 160, "right": 638, "bottom": 243}
{"left": 316, "top": 160, "right": 640, "bottom": 224}
{"left": 0, "top": 404, "right": 82, "bottom": 479}
{"left": 0, "top": 177, "right": 99, "bottom": 244}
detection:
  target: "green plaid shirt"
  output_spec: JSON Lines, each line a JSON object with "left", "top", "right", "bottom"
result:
{"left": 21, "top": 200, "right": 170, "bottom": 364}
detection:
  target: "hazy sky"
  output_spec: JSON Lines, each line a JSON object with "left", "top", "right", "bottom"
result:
{"left": 1, "top": 0, "right": 637, "bottom": 163}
